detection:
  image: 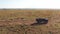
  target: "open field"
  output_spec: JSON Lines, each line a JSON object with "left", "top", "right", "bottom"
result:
{"left": 0, "top": 9, "right": 60, "bottom": 34}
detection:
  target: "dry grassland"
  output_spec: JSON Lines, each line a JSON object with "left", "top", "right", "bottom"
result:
{"left": 0, "top": 9, "right": 60, "bottom": 34}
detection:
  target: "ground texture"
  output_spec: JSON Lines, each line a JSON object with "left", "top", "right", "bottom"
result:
{"left": 0, "top": 9, "right": 60, "bottom": 34}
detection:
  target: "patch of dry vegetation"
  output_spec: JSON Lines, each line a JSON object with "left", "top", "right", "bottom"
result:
{"left": 0, "top": 9, "right": 60, "bottom": 34}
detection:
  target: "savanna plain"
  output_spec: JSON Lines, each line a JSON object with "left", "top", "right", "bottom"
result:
{"left": 0, "top": 9, "right": 60, "bottom": 34}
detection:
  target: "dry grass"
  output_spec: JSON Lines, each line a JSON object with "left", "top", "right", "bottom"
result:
{"left": 0, "top": 9, "right": 60, "bottom": 34}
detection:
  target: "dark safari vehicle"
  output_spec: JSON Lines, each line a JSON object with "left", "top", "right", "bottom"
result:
{"left": 31, "top": 18, "right": 48, "bottom": 25}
